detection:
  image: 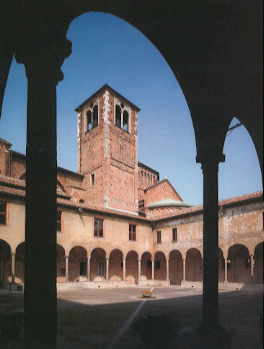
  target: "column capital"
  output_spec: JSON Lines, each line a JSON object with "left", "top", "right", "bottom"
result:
{"left": 15, "top": 23, "right": 71, "bottom": 85}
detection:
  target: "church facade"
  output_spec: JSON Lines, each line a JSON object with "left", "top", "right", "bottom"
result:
{"left": 0, "top": 85, "right": 263, "bottom": 288}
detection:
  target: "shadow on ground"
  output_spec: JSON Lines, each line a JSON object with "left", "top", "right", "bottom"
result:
{"left": 0, "top": 287, "right": 262, "bottom": 348}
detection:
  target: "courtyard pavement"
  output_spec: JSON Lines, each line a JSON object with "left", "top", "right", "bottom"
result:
{"left": 0, "top": 286, "right": 263, "bottom": 348}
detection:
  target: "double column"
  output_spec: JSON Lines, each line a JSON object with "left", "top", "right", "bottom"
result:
{"left": 15, "top": 24, "right": 71, "bottom": 347}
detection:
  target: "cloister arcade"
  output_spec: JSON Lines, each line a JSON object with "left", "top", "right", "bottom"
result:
{"left": 1, "top": 239, "right": 262, "bottom": 287}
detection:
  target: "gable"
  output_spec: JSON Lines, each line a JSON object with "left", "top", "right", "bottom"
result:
{"left": 145, "top": 179, "right": 183, "bottom": 206}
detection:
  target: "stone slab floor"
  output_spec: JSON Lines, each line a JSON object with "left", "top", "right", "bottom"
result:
{"left": 0, "top": 286, "right": 263, "bottom": 348}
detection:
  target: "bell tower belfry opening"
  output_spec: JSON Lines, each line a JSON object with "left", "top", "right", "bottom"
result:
{"left": 76, "top": 84, "right": 140, "bottom": 213}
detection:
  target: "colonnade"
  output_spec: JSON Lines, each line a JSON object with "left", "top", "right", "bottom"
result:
{"left": 0, "top": 242, "right": 262, "bottom": 285}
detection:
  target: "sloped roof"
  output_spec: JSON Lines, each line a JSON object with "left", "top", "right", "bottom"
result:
{"left": 75, "top": 84, "right": 140, "bottom": 112}
{"left": 147, "top": 198, "right": 191, "bottom": 209}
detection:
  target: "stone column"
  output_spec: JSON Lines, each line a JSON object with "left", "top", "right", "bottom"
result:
{"left": 87, "top": 256, "right": 91, "bottom": 281}
{"left": 11, "top": 252, "right": 15, "bottom": 283}
{"left": 182, "top": 258, "right": 186, "bottom": 281}
{"left": 152, "top": 259, "right": 155, "bottom": 280}
{"left": 224, "top": 255, "right": 228, "bottom": 283}
{"left": 250, "top": 255, "right": 254, "bottom": 277}
{"left": 166, "top": 258, "right": 170, "bottom": 281}
{"left": 15, "top": 22, "right": 71, "bottom": 347}
{"left": 65, "top": 256, "right": 69, "bottom": 282}
{"left": 106, "top": 258, "right": 109, "bottom": 281}
{"left": 199, "top": 157, "right": 224, "bottom": 335}
{"left": 123, "top": 258, "right": 126, "bottom": 281}
{"left": 138, "top": 259, "right": 141, "bottom": 282}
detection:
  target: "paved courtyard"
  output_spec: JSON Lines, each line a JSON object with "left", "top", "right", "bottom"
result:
{"left": 0, "top": 286, "right": 263, "bottom": 348}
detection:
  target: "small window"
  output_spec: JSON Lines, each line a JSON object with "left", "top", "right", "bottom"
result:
{"left": 90, "top": 173, "right": 95, "bottom": 186}
{"left": 85, "top": 104, "right": 98, "bottom": 132}
{"left": 93, "top": 105, "right": 98, "bottom": 128}
{"left": 172, "top": 228, "right": 177, "bottom": 242}
{"left": 86, "top": 110, "right": 92, "bottom": 131}
{"left": 0, "top": 201, "right": 7, "bottom": 225}
{"left": 80, "top": 262, "right": 87, "bottom": 276}
{"left": 157, "top": 230, "right": 161, "bottom": 244}
{"left": 147, "top": 260, "right": 152, "bottom": 268}
{"left": 115, "top": 105, "right": 122, "bottom": 128}
{"left": 115, "top": 103, "right": 130, "bottom": 132}
{"left": 155, "top": 261, "right": 160, "bottom": 270}
{"left": 98, "top": 263, "right": 104, "bottom": 276}
{"left": 61, "top": 268, "right": 66, "bottom": 277}
{"left": 129, "top": 224, "right": 137, "bottom": 241}
{"left": 94, "top": 218, "right": 104, "bottom": 237}
{"left": 123, "top": 110, "right": 129, "bottom": 132}
{"left": 57, "top": 211, "right": 62, "bottom": 232}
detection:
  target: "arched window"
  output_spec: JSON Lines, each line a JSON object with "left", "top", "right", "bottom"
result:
{"left": 85, "top": 103, "right": 98, "bottom": 132}
{"left": 86, "top": 110, "right": 92, "bottom": 131}
{"left": 93, "top": 105, "right": 98, "bottom": 128}
{"left": 115, "top": 105, "right": 121, "bottom": 128}
{"left": 115, "top": 103, "right": 130, "bottom": 132}
{"left": 123, "top": 110, "right": 129, "bottom": 132}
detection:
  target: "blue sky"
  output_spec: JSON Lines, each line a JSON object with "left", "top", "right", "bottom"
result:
{"left": 0, "top": 12, "right": 262, "bottom": 205}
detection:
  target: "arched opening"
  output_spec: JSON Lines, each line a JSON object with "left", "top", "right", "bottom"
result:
{"left": 227, "top": 244, "right": 251, "bottom": 283}
{"left": 90, "top": 248, "right": 106, "bottom": 281}
{"left": 169, "top": 250, "right": 183, "bottom": 285}
{"left": 126, "top": 250, "right": 138, "bottom": 283}
{"left": 69, "top": 246, "right": 87, "bottom": 282}
{"left": 141, "top": 251, "right": 152, "bottom": 281}
{"left": 253, "top": 242, "right": 263, "bottom": 284}
{"left": 186, "top": 248, "right": 202, "bottom": 282}
{"left": 109, "top": 249, "right": 123, "bottom": 281}
{"left": 0, "top": 239, "right": 11, "bottom": 287}
{"left": 154, "top": 251, "right": 166, "bottom": 280}
{"left": 15, "top": 242, "right": 25, "bottom": 284}
{"left": 218, "top": 248, "right": 225, "bottom": 283}
{"left": 220, "top": 117, "right": 262, "bottom": 201}
{"left": 57, "top": 244, "right": 66, "bottom": 282}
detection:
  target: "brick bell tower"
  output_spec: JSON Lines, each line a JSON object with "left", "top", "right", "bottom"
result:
{"left": 75, "top": 85, "right": 140, "bottom": 214}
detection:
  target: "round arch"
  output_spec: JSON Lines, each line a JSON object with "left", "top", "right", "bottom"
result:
{"left": 69, "top": 246, "right": 88, "bottom": 282}
{"left": 253, "top": 242, "right": 263, "bottom": 284}
{"left": 57, "top": 244, "right": 66, "bottom": 282}
{"left": 227, "top": 244, "right": 250, "bottom": 283}
{"left": 0, "top": 239, "right": 11, "bottom": 287}
{"left": 126, "top": 250, "right": 138, "bottom": 283}
{"left": 169, "top": 250, "right": 183, "bottom": 285}
{"left": 154, "top": 251, "right": 166, "bottom": 280}
{"left": 15, "top": 242, "right": 25, "bottom": 283}
{"left": 141, "top": 251, "right": 152, "bottom": 281}
{"left": 109, "top": 249, "right": 123, "bottom": 281}
{"left": 186, "top": 248, "right": 202, "bottom": 282}
{"left": 91, "top": 247, "right": 106, "bottom": 281}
